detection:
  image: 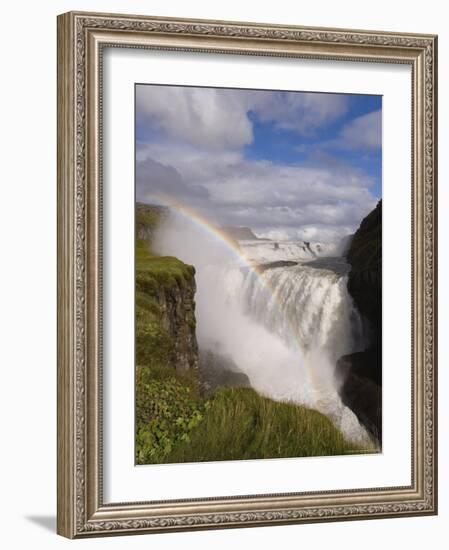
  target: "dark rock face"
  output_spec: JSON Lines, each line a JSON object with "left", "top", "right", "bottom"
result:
{"left": 136, "top": 261, "right": 199, "bottom": 375}
{"left": 257, "top": 260, "right": 298, "bottom": 272}
{"left": 338, "top": 201, "right": 382, "bottom": 442}
{"left": 337, "top": 353, "right": 382, "bottom": 442}
{"left": 198, "top": 349, "right": 250, "bottom": 397}
{"left": 155, "top": 277, "right": 199, "bottom": 374}
{"left": 346, "top": 200, "right": 382, "bottom": 354}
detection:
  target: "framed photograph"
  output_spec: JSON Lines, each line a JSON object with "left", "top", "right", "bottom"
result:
{"left": 57, "top": 11, "right": 438, "bottom": 538}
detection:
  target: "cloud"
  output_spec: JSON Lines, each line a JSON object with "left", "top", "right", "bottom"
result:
{"left": 136, "top": 86, "right": 254, "bottom": 150}
{"left": 136, "top": 156, "right": 209, "bottom": 202}
{"left": 135, "top": 85, "right": 379, "bottom": 242}
{"left": 136, "top": 86, "right": 350, "bottom": 151}
{"left": 252, "top": 92, "right": 349, "bottom": 136}
{"left": 294, "top": 110, "right": 382, "bottom": 155}
{"left": 338, "top": 109, "right": 382, "bottom": 150}
{"left": 137, "top": 142, "right": 376, "bottom": 242}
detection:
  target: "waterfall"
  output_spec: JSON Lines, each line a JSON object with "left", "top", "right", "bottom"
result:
{"left": 154, "top": 214, "right": 373, "bottom": 446}
{"left": 241, "top": 265, "right": 363, "bottom": 363}
{"left": 195, "top": 262, "right": 371, "bottom": 446}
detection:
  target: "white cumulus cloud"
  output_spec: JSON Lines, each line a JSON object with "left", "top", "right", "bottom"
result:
{"left": 338, "top": 109, "right": 382, "bottom": 150}
{"left": 136, "top": 85, "right": 380, "bottom": 243}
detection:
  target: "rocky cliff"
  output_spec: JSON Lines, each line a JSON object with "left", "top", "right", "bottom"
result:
{"left": 346, "top": 200, "right": 382, "bottom": 360}
{"left": 338, "top": 200, "right": 382, "bottom": 442}
{"left": 136, "top": 264, "right": 198, "bottom": 374}
{"left": 135, "top": 202, "right": 199, "bottom": 376}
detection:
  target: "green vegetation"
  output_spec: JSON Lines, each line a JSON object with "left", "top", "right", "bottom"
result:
{"left": 136, "top": 364, "right": 206, "bottom": 464}
{"left": 159, "top": 387, "right": 361, "bottom": 464}
{"left": 135, "top": 223, "right": 202, "bottom": 464}
{"left": 135, "top": 238, "right": 194, "bottom": 369}
{"left": 137, "top": 366, "right": 361, "bottom": 465}
{"left": 136, "top": 239, "right": 194, "bottom": 289}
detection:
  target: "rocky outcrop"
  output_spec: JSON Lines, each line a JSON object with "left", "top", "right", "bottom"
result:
{"left": 346, "top": 200, "right": 382, "bottom": 355}
{"left": 136, "top": 202, "right": 199, "bottom": 376}
{"left": 337, "top": 201, "right": 382, "bottom": 442}
{"left": 136, "top": 202, "right": 169, "bottom": 242}
{"left": 257, "top": 260, "right": 298, "bottom": 272}
{"left": 198, "top": 349, "right": 250, "bottom": 397}
{"left": 136, "top": 259, "right": 199, "bottom": 375}
{"left": 156, "top": 276, "right": 198, "bottom": 373}
{"left": 337, "top": 353, "right": 382, "bottom": 440}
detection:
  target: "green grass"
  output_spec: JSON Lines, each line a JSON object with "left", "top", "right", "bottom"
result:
{"left": 154, "top": 387, "right": 363, "bottom": 464}
{"left": 136, "top": 239, "right": 195, "bottom": 295}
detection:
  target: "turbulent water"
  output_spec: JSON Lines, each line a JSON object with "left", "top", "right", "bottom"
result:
{"left": 155, "top": 219, "right": 372, "bottom": 447}
{"left": 239, "top": 240, "right": 339, "bottom": 263}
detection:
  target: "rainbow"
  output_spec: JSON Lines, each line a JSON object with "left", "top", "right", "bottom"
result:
{"left": 151, "top": 195, "right": 306, "bottom": 351}
{"left": 152, "top": 195, "right": 273, "bottom": 287}
{"left": 145, "top": 195, "right": 327, "bottom": 406}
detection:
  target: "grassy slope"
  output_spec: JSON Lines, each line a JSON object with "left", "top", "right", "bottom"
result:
{"left": 161, "top": 387, "right": 360, "bottom": 464}
{"left": 135, "top": 204, "right": 363, "bottom": 465}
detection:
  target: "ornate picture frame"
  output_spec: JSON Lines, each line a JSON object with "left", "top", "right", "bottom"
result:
{"left": 57, "top": 11, "right": 437, "bottom": 538}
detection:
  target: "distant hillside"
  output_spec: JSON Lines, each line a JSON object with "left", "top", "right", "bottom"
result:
{"left": 136, "top": 202, "right": 169, "bottom": 243}
{"left": 220, "top": 226, "right": 265, "bottom": 241}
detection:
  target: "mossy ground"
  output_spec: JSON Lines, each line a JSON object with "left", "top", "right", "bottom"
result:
{"left": 136, "top": 238, "right": 194, "bottom": 291}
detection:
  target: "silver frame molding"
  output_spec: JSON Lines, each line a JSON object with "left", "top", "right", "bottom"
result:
{"left": 57, "top": 11, "right": 438, "bottom": 538}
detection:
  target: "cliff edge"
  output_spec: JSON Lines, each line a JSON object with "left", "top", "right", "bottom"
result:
{"left": 338, "top": 200, "right": 382, "bottom": 442}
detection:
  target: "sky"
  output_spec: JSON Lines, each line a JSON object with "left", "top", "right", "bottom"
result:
{"left": 135, "top": 84, "right": 382, "bottom": 243}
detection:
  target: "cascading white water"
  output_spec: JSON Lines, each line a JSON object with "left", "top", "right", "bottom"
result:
{"left": 239, "top": 240, "right": 339, "bottom": 263}
{"left": 154, "top": 214, "right": 373, "bottom": 447}
{"left": 241, "top": 265, "right": 362, "bottom": 364}
{"left": 194, "top": 263, "right": 371, "bottom": 445}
